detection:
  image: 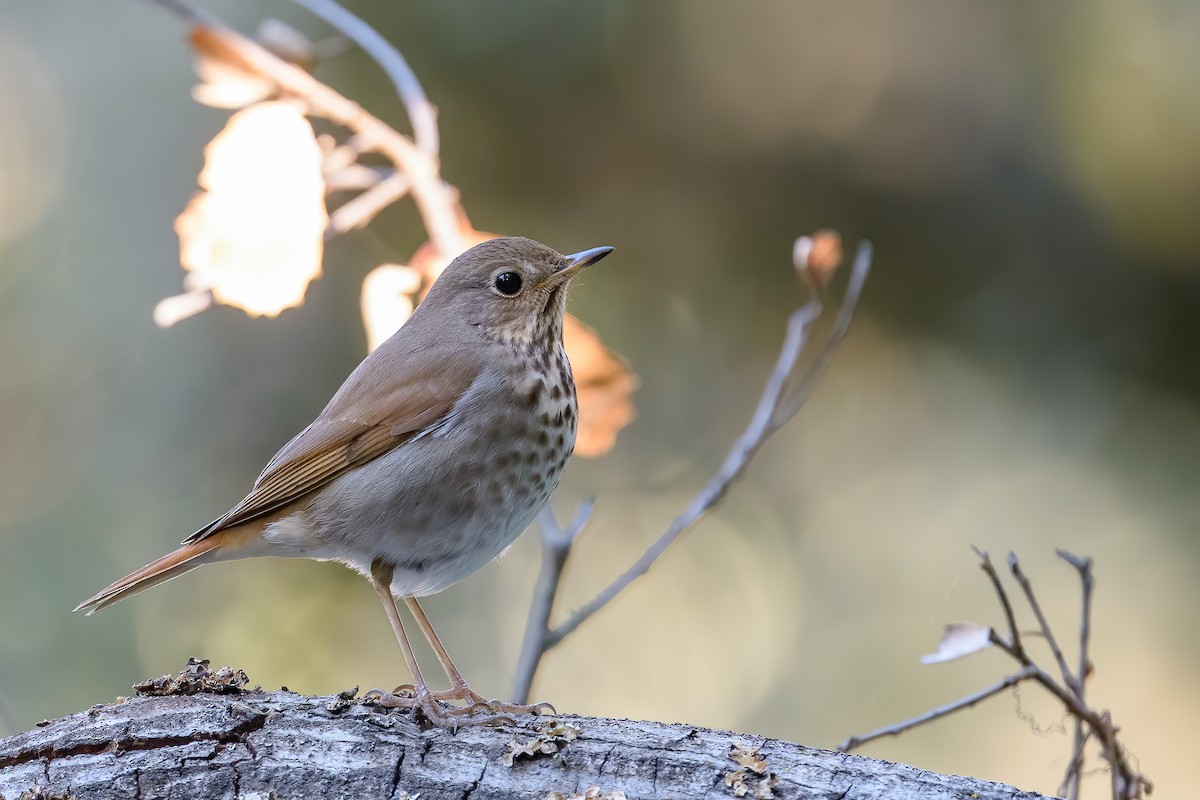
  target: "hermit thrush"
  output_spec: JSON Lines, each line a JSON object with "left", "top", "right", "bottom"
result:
{"left": 76, "top": 236, "right": 614, "bottom": 726}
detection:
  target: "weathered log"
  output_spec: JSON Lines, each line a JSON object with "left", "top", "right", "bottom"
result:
{"left": 0, "top": 689, "right": 1051, "bottom": 800}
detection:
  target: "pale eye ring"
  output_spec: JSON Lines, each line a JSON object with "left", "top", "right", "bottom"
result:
{"left": 493, "top": 271, "right": 523, "bottom": 296}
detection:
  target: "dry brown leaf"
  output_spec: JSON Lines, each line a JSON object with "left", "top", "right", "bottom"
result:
{"left": 793, "top": 229, "right": 843, "bottom": 289}
{"left": 920, "top": 621, "right": 995, "bottom": 664}
{"left": 165, "top": 102, "right": 327, "bottom": 324}
{"left": 132, "top": 657, "right": 249, "bottom": 697}
{"left": 724, "top": 770, "right": 749, "bottom": 797}
{"left": 723, "top": 769, "right": 780, "bottom": 800}
{"left": 565, "top": 315, "right": 638, "bottom": 457}
{"left": 725, "top": 741, "right": 780, "bottom": 798}
{"left": 503, "top": 720, "right": 582, "bottom": 767}
{"left": 189, "top": 26, "right": 275, "bottom": 109}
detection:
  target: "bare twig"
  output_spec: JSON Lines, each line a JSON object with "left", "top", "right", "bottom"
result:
{"left": 971, "top": 546, "right": 1023, "bottom": 654}
{"left": 323, "top": 164, "right": 391, "bottom": 192}
{"left": 326, "top": 171, "right": 411, "bottom": 238}
{"left": 285, "top": 0, "right": 440, "bottom": 158}
{"left": 1056, "top": 550, "right": 1094, "bottom": 690}
{"left": 507, "top": 241, "right": 871, "bottom": 700}
{"left": 511, "top": 501, "right": 594, "bottom": 704}
{"left": 1007, "top": 552, "right": 1076, "bottom": 693}
{"left": 845, "top": 550, "right": 1150, "bottom": 800}
{"left": 544, "top": 242, "right": 872, "bottom": 651}
{"left": 1061, "top": 726, "right": 1092, "bottom": 800}
{"left": 838, "top": 665, "right": 1038, "bottom": 752}
{"left": 772, "top": 241, "right": 872, "bottom": 430}
{"left": 1057, "top": 549, "right": 1095, "bottom": 800}
{"left": 545, "top": 306, "right": 816, "bottom": 646}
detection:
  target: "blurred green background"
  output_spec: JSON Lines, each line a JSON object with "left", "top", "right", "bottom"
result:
{"left": 2, "top": 1, "right": 1197, "bottom": 796}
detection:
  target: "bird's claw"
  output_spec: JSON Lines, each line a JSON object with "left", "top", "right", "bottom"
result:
{"left": 364, "top": 686, "right": 534, "bottom": 729}
{"left": 364, "top": 683, "right": 556, "bottom": 728}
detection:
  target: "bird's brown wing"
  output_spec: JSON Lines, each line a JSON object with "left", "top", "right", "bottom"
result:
{"left": 184, "top": 342, "right": 483, "bottom": 544}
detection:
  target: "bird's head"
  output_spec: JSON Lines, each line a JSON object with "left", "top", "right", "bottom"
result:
{"left": 424, "top": 236, "right": 613, "bottom": 345}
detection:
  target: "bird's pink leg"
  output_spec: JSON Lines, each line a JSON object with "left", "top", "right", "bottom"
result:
{"left": 362, "top": 560, "right": 511, "bottom": 728}
{"left": 401, "top": 595, "right": 555, "bottom": 718}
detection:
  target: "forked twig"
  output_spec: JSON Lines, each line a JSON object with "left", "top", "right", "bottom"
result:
{"left": 840, "top": 549, "right": 1150, "bottom": 800}
{"left": 971, "top": 545, "right": 1022, "bottom": 653}
{"left": 1008, "top": 553, "right": 1076, "bottom": 693}
{"left": 837, "top": 665, "right": 1039, "bottom": 751}
{"left": 511, "top": 502, "right": 595, "bottom": 704}
{"left": 510, "top": 241, "right": 873, "bottom": 702}
{"left": 1057, "top": 549, "right": 1095, "bottom": 799}
{"left": 326, "top": 172, "right": 411, "bottom": 238}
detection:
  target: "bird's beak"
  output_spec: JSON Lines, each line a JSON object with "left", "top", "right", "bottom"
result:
{"left": 553, "top": 246, "right": 614, "bottom": 282}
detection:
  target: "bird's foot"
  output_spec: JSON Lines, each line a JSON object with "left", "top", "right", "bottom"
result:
{"left": 388, "top": 681, "right": 490, "bottom": 706}
{"left": 364, "top": 683, "right": 555, "bottom": 728}
{"left": 390, "top": 681, "right": 557, "bottom": 717}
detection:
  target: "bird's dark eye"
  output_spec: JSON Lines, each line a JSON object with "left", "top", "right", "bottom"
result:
{"left": 493, "top": 272, "right": 523, "bottom": 296}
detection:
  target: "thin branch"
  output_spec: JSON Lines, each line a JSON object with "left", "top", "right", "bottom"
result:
{"left": 964, "top": 550, "right": 1148, "bottom": 799}
{"left": 843, "top": 548, "right": 1149, "bottom": 797}
{"left": 326, "top": 171, "right": 411, "bottom": 238}
{"left": 981, "top": 614, "right": 1108, "bottom": 743}
{"left": 772, "top": 241, "right": 872, "bottom": 430}
{"left": 1060, "top": 727, "right": 1091, "bottom": 800}
{"left": 511, "top": 501, "right": 594, "bottom": 704}
{"left": 545, "top": 242, "right": 872, "bottom": 648}
{"left": 1057, "top": 549, "right": 1094, "bottom": 691}
{"left": 971, "top": 546, "right": 1023, "bottom": 655}
{"left": 286, "top": 0, "right": 440, "bottom": 158}
{"left": 838, "top": 665, "right": 1038, "bottom": 752}
{"left": 311, "top": 32, "right": 355, "bottom": 62}
{"left": 1057, "top": 549, "right": 1095, "bottom": 800}
{"left": 1007, "top": 552, "right": 1076, "bottom": 692}
{"left": 323, "top": 164, "right": 391, "bottom": 192}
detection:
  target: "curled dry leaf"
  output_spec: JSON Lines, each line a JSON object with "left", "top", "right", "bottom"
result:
{"left": 165, "top": 102, "right": 328, "bottom": 324}
{"left": 793, "top": 229, "right": 843, "bottom": 290}
{"left": 189, "top": 26, "right": 275, "bottom": 109}
{"left": 723, "top": 770, "right": 780, "bottom": 800}
{"left": 502, "top": 719, "right": 582, "bottom": 767}
{"left": 132, "top": 657, "right": 250, "bottom": 697}
{"left": 729, "top": 742, "right": 769, "bottom": 775}
{"left": 188, "top": 21, "right": 314, "bottom": 109}
{"left": 920, "top": 621, "right": 995, "bottom": 665}
{"left": 564, "top": 315, "right": 638, "bottom": 457}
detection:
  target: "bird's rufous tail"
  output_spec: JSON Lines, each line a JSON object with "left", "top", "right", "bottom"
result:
{"left": 74, "top": 527, "right": 259, "bottom": 615}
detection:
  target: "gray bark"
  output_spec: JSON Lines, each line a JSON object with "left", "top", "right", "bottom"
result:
{"left": 0, "top": 690, "right": 1052, "bottom": 800}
